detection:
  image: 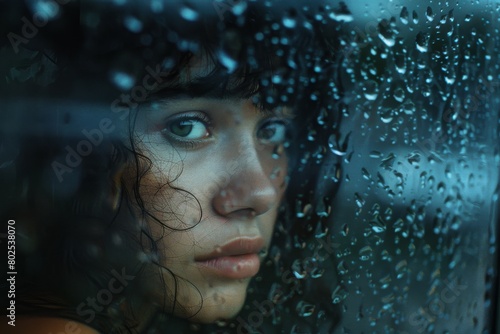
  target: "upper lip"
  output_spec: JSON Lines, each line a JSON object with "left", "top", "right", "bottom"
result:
{"left": 195, "top": 237, "right": 265, "bottom": 262}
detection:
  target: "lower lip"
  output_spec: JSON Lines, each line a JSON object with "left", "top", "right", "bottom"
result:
{"left": 196, "top": 254, "right": 261, "bottom": 279}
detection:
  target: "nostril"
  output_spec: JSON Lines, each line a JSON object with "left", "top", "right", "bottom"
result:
{"left": 270, "top": 166, "right": 283, "bottom": 180}
{"left": 220, "top": 203, "right": 255, "bottom": 215}
{"left": 213, "top": 190, "right": 262, "bottom": 219}
{"left": 212, "top": 164, "right": 281, "bottom": 218}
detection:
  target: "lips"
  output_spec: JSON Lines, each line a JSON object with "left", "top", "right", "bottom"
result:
{"left": 195, "top": 237, "right": 265, "bottom": 279}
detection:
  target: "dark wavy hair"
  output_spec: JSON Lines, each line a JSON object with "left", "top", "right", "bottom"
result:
{"left": 0, "top": 1, "right": 347, "bottom": 332}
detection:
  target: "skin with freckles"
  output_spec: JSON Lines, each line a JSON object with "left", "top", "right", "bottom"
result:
{"left": 133, "top": 97, "right": 290, "bottom": 323}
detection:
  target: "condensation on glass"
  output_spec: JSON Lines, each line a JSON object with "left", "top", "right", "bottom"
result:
{"left": 325, "top": 1, "right": 500, "bottom": 333}
{"left": 1, "top": 1, "right": 499, "bottom": 333}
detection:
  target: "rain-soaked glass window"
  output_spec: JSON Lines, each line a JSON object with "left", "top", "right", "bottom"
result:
{"left": 0, "top": 1, "right": 499, "bottom": 334}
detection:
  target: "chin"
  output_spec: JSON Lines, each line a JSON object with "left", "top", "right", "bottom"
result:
{"left": 189, "top": 306, "right": 243, "bottom": 324}
{"left": 185, "top": 284, "right": 249, "bottom": 324}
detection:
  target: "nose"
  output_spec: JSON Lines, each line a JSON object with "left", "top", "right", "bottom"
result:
{"left": 212, "top": 139, "right": 285, "bottom": 220}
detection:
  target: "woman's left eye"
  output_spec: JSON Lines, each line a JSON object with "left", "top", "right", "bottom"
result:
{"left": 162, "top": 113, "right": 211, "bottom": 142}
{"left": 257, "top": 120, "right": 288, "bottom": 144}
{"left": 169, "top": 119, "right": 209, "bottom": 139}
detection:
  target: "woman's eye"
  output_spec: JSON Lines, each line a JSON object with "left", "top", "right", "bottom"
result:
{"left": 162, "top": 113, "right": 212, "bottom": 143}
{"left": 257, "top": 120, "right": 288, "bottom": 144}
{"left": 169, "top": 119, "right": 209, "bottom": 139}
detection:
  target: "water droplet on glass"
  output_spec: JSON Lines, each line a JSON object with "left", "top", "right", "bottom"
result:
{"left": 331, "top": 285, "right": 349, "bottom": 304}
{"left": 255, "top": 248, "right": 268, "bottom": 261}
{"left": 361, "top": 168, "right": 371, "bottom": 181}
{"left": 393, "top": 87, "right": 406, "bottom": 102}
{"left": 439, "top": 13, "right": 448, "bottom": 24}
{"left": 272, "top": 144, "right": 284, "bottom": 159}
{"left": 337, "top": 260, "right": 348, "bottom": 274}
{"left": 412, "top": 10, "right": 419, "bottom": 24}
{"left": 370, "top": 203, "right": 380, "bottom": 216}
{"left": 137, "top": 251, "right": 149, "bottom": 263}
{"left": 180, "top": 6, "right": 199, "bottom": 21}
{"left": 408, "top": 242, "right": 416, "bottom": 256}
{"left": 380, "top": 153, "right": 396, "bottom": 169}
{"left": 341, "top": 223, "right": 349, "bottom": 236}
{"left": 379, "top": 274, "right": 392, "bottom": 289}
{"left": 296, "top": 301, "right": 315, "bottom": 317}
{"left": 310, "top": 267, "right": 325, "bottom": 279}
{"left": 110, "top": 71, "right": 135, "bottom": 90}
{"left": 445, "top": 164, "right": 453, "bottom": 179}
{"left": 269, "top": 283, "right": 285, "bottom": 304}
{"left": 231, "top": 1, "right": 247, "bottom": 15}
{"left": 112, "top": 233, "right": 122, "bottom": 245}
{"left": 416, "top": 32, "right": 429, "bottom": 52}
{"left": 354, "top": 193, "right": 365, "bottom": 208}
{"left": 33, "top": 0, "right": 59, "bottom": 20}
{"left": 402, "top": 100, "right": 416, "bottom": 115}
{"left": 363, "top": 80, "right": 379, "bottom": 100}
{"left": 395, "top": 260, "right": 408, "bottom": 278}
{"left": 393, "top": 218, "right": 404, "bottom": 233}
{"left": 124, "top": 16, "right": 143, "bottom": 33}
{"left": 329, "top": 3, "right": 353, "bottom": 22}
{"left": 437, "top": 182, "right": 446, "bottom": 194}
{"left": 450, "top": 215, "right": 462, "bottom": 230}
{"left": 296, "top": 200, "right": 312, "bottom": 218}
{"left": 378, "top": 20, "right": 396, "bottom": 47}
{"left": 380, "top": 109, "right": 393, "bottom": 123}
{"left": 282, "top": 15, "right": 297, "bottom": 28}
{"left": 328, "top": 132, "right": 351, "bottom": 156}
{"left": 426, "top": 6, "right": 435, "bottom": 22}
{"left": 400, "top": 7, "right": 409, "bottom": 25}
{"left": 217, "top": 50, "right": 238, "bottom": 73}
{"left": 370, "top": 216, "right": 387, "bottom": 233}
{"left": 150, "top": 0, "right": 163, "bottom": 12}
{"left": 315, "top": 199, "right": 331, "bottom": 218}
{"left": 445, "top": 72, "right": 456, "bottom": 85}
{"left": 407, "top": 152, "right": 421, "bottom": 167}
{"left": 292, "top": 259, "right": 306, "bottom": 279}
{"left": 422, "top": 84, "right": 432, "bottom": 97}
{"left": 359, "top": 246, "right": 373, "bottom": 261}
{"left": 384, "top": 207, "right": 393, "bottom": 221}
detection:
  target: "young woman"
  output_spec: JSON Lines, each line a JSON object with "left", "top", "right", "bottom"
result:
{"left": 0, "top": 1, "right": 344, "bottom": 332}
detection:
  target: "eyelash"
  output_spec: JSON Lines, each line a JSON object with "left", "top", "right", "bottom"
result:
{"left": 160, "top": 112, "right": 291, "bottom": 148}
{"left": 161, "top": 112, "right": 213, "bottom": 147}
{"left": 257, "top": 118, "right": 290, "bottom": 144}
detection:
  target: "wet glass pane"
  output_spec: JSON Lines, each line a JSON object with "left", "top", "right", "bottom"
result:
{"left": 0, "top": 1, "right": 499, "bottom": 333}
{"left": 324, "top": 1, "right": 500, "bottom": 333}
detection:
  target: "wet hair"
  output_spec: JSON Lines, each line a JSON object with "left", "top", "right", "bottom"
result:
{"left": 0, "top": 1, "right": 346, "bottom": 332}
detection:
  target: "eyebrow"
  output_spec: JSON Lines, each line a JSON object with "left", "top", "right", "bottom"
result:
{"left": 148, "top": 88, "right": 227, "bottom": 100}
{"left": 145, "top": 92, "right": 293, "bottom": 117}
{"left": 147, "top": 79, "right": 254, "bottom": 101}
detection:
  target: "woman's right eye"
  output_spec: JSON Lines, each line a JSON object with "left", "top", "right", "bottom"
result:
{"left": 161, "top": 112, "right": 212, "bottom": 143}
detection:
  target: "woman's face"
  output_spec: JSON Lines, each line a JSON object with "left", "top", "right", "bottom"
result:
{"left": 133, "top": 97, "right": 290, "bottom": 323}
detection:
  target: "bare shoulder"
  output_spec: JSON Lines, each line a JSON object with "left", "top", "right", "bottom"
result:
{"left": 0, "top": 317, "right": 100, "bottom": 334}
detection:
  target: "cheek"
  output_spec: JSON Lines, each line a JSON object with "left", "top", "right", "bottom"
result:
{"left": 136, "top": 160, "right": 202, "bottom": 232}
